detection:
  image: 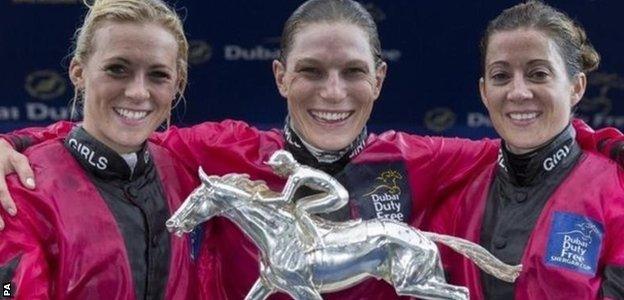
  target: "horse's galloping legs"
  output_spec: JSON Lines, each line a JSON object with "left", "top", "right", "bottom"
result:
{"left": 396, "top": 279, "right": 469, "bottom": 300}
{"left": 245, "top": 278, "right": 274, "bottom": 300}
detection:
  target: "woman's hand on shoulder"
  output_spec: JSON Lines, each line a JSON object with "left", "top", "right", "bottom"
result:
{"left": 0, "top": 138, "right": 35, "bottom": 230}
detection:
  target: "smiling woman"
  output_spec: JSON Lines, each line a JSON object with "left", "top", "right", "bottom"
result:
{"left": 0, "top": 0, "right": 199, "bottom": 299}
{"left": 430, "top": 2, "right": 624, "bottom": 299}
{"left": 273, "top": 22, "right": 386, "bottom": 151}
{"left": 73, "top": 21, "right": 179, "bottom": 153}
{"left": 0, "top": 0, "right": 624, "bottom": 299}
{"left": 480, "top": 28, "right": 592, "bottom": 155}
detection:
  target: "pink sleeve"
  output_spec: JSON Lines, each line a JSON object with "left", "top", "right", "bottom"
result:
{"left": 600, "top": 172, "right": 624, "bottom": 299}
{"left": 0, "top": 184, "right": 51, "bottom": 299}
{"left": 425, "top": 118, "right": 624, "bottom": 191}
{"left": 572, "top": 118, "right": 624, "bottom": 165}
{"left": 426, "top": 136, "right": 499, "bottom": 193}
{"left": 148, "top": 119, "right": 282, "bottom": 174}
{"left": 377, "top": 132, "right": 498, "bottom": 227}
{"left": 1, "top": 121, "right": 74, "bottom": 152}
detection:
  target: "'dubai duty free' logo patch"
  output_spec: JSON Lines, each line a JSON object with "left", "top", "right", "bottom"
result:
{"left": 339, "top": 162, "right": 411, "bottom": 222}
{"left": 362, "top": 170, "right": 404, "bottom": 219}
{"left": 545, "top": 212, "right": 604, "bottom": 275}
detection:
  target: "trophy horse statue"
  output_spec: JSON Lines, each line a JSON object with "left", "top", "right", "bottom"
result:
{"left": 166, "top": 150, "right": 522, "bottom": 300}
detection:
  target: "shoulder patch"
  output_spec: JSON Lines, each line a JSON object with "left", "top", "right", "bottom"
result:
{"left": 337, "top": 161, "right": 412, "bottom": 222}
{"left": 545, "top": 211, "right": 604, "bottom": 275}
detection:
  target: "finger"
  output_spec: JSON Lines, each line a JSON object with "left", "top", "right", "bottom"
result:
{"left": 0, "top": 179, "right": 16, "bottom": 216}
{"left": 0, "top": 218, "right": 4, "bottom": 231}
{"left": 11, "top": 153, "right": 35, "bottom": 189}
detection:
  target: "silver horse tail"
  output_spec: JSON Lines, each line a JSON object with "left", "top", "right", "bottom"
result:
{"left": 422, "top": 231, "right": 522, "bottom": 283}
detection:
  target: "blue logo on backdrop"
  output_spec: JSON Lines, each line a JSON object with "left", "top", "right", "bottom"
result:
{"left": 545, "top": 212, "right": 604, "bottom": 275}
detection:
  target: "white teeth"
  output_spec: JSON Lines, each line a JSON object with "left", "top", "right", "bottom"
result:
{"left": 509, "top": 112, "right": 538, "bottom": 121}
{"left": 115, "top": 108, "right": 148, "bottom": 120}
{"left": 310, "top": 111, "right": 351, "bottom": 121}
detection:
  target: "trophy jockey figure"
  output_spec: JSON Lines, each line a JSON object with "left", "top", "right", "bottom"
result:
{"left": 259, "top": 150, "right": 349, "bottom": 249}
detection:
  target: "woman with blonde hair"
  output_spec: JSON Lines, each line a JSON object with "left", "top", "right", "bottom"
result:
{"left": 0, "top": 0, "right": 198, "bottom": 298}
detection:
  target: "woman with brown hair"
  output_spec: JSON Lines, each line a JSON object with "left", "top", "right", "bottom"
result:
{"left": 429, "top": 2, "right": 624, "bottom": 299}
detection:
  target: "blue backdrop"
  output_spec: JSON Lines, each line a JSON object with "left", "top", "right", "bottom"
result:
{"left": 2, "top": 0, "right": 624, "bottom": 138}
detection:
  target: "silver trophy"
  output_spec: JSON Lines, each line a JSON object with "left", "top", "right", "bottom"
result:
{"left": 166, "top": 150, "right": 521, "bottom": 300}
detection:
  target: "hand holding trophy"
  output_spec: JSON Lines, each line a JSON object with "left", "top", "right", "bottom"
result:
{"left": 166, "top": 150, "right": 521, "bottom": 300}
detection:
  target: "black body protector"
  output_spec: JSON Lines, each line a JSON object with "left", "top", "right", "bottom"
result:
{"left": 65, "top": 127, "right": 171, "bottom": 300}
{"left": 480, "top": 125, "right": 581, "bottom": 299}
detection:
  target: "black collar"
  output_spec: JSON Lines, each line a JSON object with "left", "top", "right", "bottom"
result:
{"left": 64, "top": 126, "right": 152, "bottom": 181}
{"left": 497, "top": 124, "right": 581, "bottom": 186}
{"left": 283, "top": 116, "right": 367, "bottom": 175}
